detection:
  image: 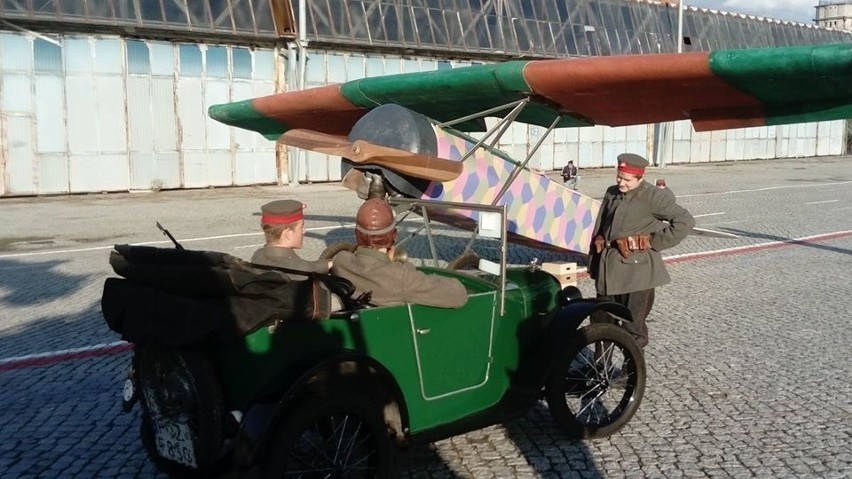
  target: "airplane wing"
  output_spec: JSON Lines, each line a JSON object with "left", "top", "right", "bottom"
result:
{"left": 209, "top": 43, "right": 852, "bottom": 138}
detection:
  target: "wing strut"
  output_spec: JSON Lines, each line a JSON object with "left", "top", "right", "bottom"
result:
{"left": 491, "top": 113, "right": 563, "bottom": 206}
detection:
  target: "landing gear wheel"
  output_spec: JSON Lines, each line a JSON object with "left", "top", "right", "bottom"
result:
{"left": 448, "top": 251, "right": 480, "bottom": 270}
{"left": 320, "top": 242, "right": 357, "bottom": 260}
{"left": 545, "top": 323, "right": 646, "bottom": 439}
{"left": 260, "top": 394, "right": 396, "bottom": 478}
{"left": 136, "top": 346, "right": 225, "bottom": 477}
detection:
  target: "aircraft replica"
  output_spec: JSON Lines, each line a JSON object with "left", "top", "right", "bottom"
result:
{"left": 209, "top": 43, "right": 852, "bottom": 255}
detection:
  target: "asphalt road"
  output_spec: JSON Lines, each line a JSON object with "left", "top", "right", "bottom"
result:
{"left": 1, "top": 156, "right": 850, "bottom": 478}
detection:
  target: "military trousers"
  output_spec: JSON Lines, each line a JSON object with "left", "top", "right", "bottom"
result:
{"left": 592, "top": 288, "right": 656, "bottom": 348}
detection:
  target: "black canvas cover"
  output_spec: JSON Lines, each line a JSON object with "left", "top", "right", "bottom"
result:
{"left": 101, "top": 245, "right": 348, "bottom": 347}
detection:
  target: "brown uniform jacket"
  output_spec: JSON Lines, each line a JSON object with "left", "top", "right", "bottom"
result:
{"left": 251, "top": 245, "right": 329, "bottom": 280}
{"left": 589, "top": 181, "right": 695, "bottom": 296}
{"left": 331, "top": 248, "right": 468, "bottom": 309}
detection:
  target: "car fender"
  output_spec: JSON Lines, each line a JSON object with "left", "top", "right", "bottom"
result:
{"left": 234, "top": 352, "right": 409, "bottom": 468}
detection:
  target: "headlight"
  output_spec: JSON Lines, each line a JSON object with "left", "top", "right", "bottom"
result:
{"left": 557, "top": 285, "right": 583, "bottom": 306}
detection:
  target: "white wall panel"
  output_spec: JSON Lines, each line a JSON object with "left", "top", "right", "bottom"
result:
{"left": 183, "top": 150, "right": 209, "bottom": 188}
{"left": 38, "top": 154, "right": 68, "bottom": 193}
{"left": 302, "top": 150, "right": 325, "bottom": 181}
{"left": 0, "top": 34, "right": 32, "bottom": 71}
{"left": 205, "top": 81, "right": 231, "bottom": 150}
{"left": 149, "top": 43, "right": 175, "bottom": 76}
{"left": 2, "top": 74, "right": 32, "bottom": 113}
{"left": 64, "top": 38, "right": 92, "bottom": 73}
{"left": 126, "top": 77, "right": 154, "bottom": 151}
{"left": 95, "top": 77, "right": 127, "bottom": 152}
{"left": 34, "top": 76, "right": 65, "bottom": 153}
{"left": 4, "top": 116, "right": 35, "bottom": 194}
{"left": 130, "top": 151, "right": 181, "bottom": 191}
{"left": 156, "top": 152, "right": 181, "bottom": 188}
{"left": 94, "top": 39, "right": 123, "bottom": 74}
{"left": 69, "top": 154, "right": 128, "bottom": 191}
{"left": 235, "top": 151, "right": 276, "bottom": 185}
{"left": 65, "top": 75, "right": 98, "bottom": 152}
{"left": 816, "top": 121, "right": 834, "bottom": 156}
{"left": 151, "top": 78, "right": 178, "bottom": 150}
{"left": 130, "top": 152, "right": 156, "bottom": 190}
{"left": 177, "top": 78, "right": 206, "bottom": 150}
{"left": 207, "top": 150, "right": 232, "bottom": 186}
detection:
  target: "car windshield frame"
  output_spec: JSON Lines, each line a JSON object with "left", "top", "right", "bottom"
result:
{"left": 388, "top": 197, "right": 509, "bottom": 315}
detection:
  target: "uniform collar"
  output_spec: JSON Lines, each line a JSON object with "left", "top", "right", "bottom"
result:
{"left": 354, "top": 247, "right": 392, "bottom": 263}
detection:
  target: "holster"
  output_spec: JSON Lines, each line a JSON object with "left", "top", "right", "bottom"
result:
{"left": 613, "top": 234, "right": 651, "bottom": 258}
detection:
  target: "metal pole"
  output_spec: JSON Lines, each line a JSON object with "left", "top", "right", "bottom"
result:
{"left": 290, "top": 0, "right": 309, "bottom": 187}
{"left": 677, "top": 0, "right": 684, "bottom": 54}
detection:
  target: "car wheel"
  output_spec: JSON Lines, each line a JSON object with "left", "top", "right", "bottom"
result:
{"left": 136, "top": 345, "right": 225, "bottom": 476}
{"left": 259, "top": 394, "right": 396, "bottom": 478}
{"left": 320, "top": 242, "right": 357, "bottom": 260}
{"left": 545, "top": 323, "right": 646, "bottom": 439}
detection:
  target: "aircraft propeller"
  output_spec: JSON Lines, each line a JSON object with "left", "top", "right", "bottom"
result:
{"left": 279, "top": 129, "right": 463, "bottom": 182}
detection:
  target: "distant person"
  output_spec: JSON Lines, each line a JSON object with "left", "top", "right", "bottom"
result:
{"left": 251, "top": 200, "right": 331, "bottom": 280}
{"left": 561, "top": 160, "right": 579, "bottom": 190}
{"left": 655, "top": 178, "right": 667, "bottom": 189}
{"left": 588, "top": 153, "right": 694, "bottom": 348}
{"left": 331, "top": 198, "right": 468, "bottom": 308}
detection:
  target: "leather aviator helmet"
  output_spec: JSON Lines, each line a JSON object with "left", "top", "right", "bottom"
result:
{"left": 355, "top": 198, "right": 397, "bottom": 248}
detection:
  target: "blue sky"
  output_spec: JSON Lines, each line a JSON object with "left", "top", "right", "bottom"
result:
{"left": 685, "top": 1, "right": 817, "bottom": 24}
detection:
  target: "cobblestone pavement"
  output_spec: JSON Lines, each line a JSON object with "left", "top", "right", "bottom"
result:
{"left": 1, "top": 156, "right": 850, "bottom": 478}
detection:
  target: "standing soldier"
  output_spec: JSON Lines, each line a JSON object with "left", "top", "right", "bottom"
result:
{"left": 588, "top": 153, "right": 694, "bottom": 348}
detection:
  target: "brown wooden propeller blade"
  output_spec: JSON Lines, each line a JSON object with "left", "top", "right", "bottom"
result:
{"left": 279, "top": 129, "right": 353, "bottom": 157}
{"left": 348, "top": 141, "right": 462, "bottom": 182}
{"left": 280, "top": 129, "right": 463, "bottom": 182}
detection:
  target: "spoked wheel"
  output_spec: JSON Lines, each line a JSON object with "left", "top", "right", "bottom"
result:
{"left": 135, "top": 345, "right": 225, "bottom": 476}
{"left": 545, "top": 323, "right": 646, "bottom": 439}
{"left": 260, "top": 395, "right": 396, "bottom": 478}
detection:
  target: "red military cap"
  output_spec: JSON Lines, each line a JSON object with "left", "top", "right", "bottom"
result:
{"left": 260, "top": 200, "right": 305, "bottom": 224}
{"left": 617, "top": 153, "right": 649, "bottom": 176}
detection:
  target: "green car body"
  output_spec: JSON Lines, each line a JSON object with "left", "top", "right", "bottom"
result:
{"left": 210, "top": 265, "right": 563, "bottom": 441}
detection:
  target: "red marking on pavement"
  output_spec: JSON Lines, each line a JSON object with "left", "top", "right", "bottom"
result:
{"left": 0, "top": 342, "right": 133, "bottom": 372}
{"left": 1, "top": 230, "right": 850, "bottom": 372}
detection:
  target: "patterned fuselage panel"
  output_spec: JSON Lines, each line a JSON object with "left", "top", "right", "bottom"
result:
{"left": 422, "top": 129, "right": 599, "bottom": 254}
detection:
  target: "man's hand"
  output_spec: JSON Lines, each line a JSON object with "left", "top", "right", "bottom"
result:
{"left": 594, "top": 235, "right": 606, "bottom": 254}
{"left": 614, "top": 237, "right": 631, "bottom": 258}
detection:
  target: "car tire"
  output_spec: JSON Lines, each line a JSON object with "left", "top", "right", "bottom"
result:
{"left": 136, "top": 346, "right": 225, "bottom": 477}
{"left": 545, "top": 323, "right": 646, "bottom": 439}
{"left": 320, "top": 242, "right": 357, "bottom": 260}
{"left": 259, "top": 394, "right": 397, "bottom": 478}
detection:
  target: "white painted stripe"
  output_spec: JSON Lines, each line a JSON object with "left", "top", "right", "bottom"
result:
{"left": 804, "top": 200, "right": 839, "bottom": 205}
{"left": 0, "top": 224, "right": 354, "bottom": 259}
{"left": 693, "top": 212, "right": 726, "bottom": 218}
{"left": 679, "top": 180, "right": 852, "bottom": 198}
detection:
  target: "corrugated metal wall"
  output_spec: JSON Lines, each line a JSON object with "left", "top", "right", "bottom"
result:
{"left": 0, "top": 35, "right": 847, "bottom": 195}
{"left": 0, "top": 33, "right": 277, "bottom": 196}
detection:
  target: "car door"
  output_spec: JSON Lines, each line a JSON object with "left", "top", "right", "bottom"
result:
{"left": 408, "top": 292, "right": 497, "bottom": 399}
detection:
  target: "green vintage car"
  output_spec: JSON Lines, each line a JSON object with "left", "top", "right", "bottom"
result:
{"left": 104, "top": 199, "right": 646, "bottom": 478}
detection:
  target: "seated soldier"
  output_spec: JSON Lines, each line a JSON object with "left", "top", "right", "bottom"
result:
{"left": 251, "top": 199, "right": 332, "bottom": 280}
{"left": 332, "top": 198, "right": 468, "bottom": 309}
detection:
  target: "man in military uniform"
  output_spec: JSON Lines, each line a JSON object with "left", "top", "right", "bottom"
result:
{"left": 588, "top": 153, "right": 695, "bottom": 348}
{"left": 332, "top": 198, "right": 468, "bottom": 308}
{"left": 251, "top": 199, "right": 331, "bottom": 279}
